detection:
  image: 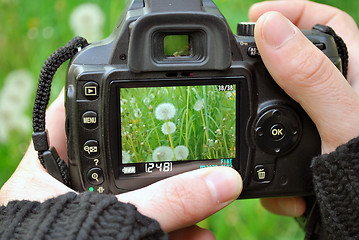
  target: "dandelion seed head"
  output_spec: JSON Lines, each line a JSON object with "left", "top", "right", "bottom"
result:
{"left": 122, "top": 151, "right": 131, "bottom": 164}
{"left": 143, "top": 97, "right": 151, "bottom": 105}
{"left": 0, "top": 69, "right": 33, "bottom": 142}
{"left": 208, "top": 139, "right": 214, "bottom": 147}
{"left": 161, "top": 121, "right": 176, "bottom": 135}
{"left": 130, "top": 97, "right": 136, "bottom": 104}
{"left": 193, "top": 99, "right": 205, "bottom": 111}
{"left": 1, "top": 69, "right": 34, "bottom": 111}
{"left": 42, "top": 26, "right": 55, "bottom": 39}
{"left": 70, "top": 3, "right": 105, "bottom": 42}
{"left": 121, "top": 99, "right": 128, "bottom": 105}
{"left": 134, "top": 108, "right": 142, "bottom": 118}
{"left": 174, "top": 145, "right": 189, "bottom": 160}
{"left": 152, "top": 146, "right": 174, "bottom": 161}
{"left": 155, "top": 103, "right": 176, "bottom": 121}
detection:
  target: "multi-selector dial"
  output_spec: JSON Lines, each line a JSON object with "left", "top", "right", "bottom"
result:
{"left": 255, "top": 107, "right": 301, "bottom": 156}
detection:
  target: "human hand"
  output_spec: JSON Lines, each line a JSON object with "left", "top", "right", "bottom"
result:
{"left": 0, "top": 91, "right": 242, "bottom": 239}
{"left": 249, "top": 0, "right": 359, "bottom": 217}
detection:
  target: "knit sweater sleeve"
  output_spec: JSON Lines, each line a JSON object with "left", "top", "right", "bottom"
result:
{"left": 311, "top": 137, "right": 359, "bottom": 239}
{"left": 0, "top": 192, "right": 167, "bottom": 240}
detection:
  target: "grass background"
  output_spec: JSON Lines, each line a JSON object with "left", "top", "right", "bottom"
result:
{"left": 0, "top": 0, "right": 358, "bottom": 239}
{"left": 120, "top": 85, "right": 236, "bottom": 163}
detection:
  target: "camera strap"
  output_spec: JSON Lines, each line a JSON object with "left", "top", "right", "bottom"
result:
{"left": 32, "top": 36, "right": 88, "bottom": 186}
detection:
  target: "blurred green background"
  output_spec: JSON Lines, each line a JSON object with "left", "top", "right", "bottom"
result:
{"left": 0, "top": 0, "right": 357, "bottom": 239}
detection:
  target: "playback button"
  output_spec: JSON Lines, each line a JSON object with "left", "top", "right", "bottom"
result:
{"left": 83, "top": 82, "right": 99, "bottom": 100}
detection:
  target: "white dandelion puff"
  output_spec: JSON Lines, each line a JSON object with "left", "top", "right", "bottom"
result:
{"left": 161, "top": 121, "right": 176, "bottom": 135}
{"left": 27, "top": 27, "right": 39, "bottom": 40}
{"left": 134, "top": 108, "right": 142, "bottom": 118}
{"left": 152, "top": 146, "right": 174, "bottom": 161}
{"left": 130, "top": 97, "right": 136, "bottom": 104}
{"left": 193, "top": 99, "right": 205, "bottom": 111}
{"left": 42, "top": 26, "right": 55, "bottom": 39}
{"left": 70, "top": 3, "right": 105, "bottom": 42}
{"left": 143, "top": 97, "right": 151, "bottom": 105}
{"left": 121, "top": 99, "right": 128, "bottom": 105}
{"left": 155, "top": 103, "right": 176, "bottom": 121}
{"left": 174, "top": 145, "right": 189, "bottom": 160}
{"left": 0, "top": 69, "right": 34, "bottom": 142}
{"left": 122, "top": 151, "right": 131, "bottom": 164}
{"left": 1, "top": 69, "right": 34, "bottom": 111}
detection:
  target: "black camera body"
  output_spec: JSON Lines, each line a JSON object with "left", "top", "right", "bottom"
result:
{"left": 66, "top": 0, "right": 341, "bottom": 198}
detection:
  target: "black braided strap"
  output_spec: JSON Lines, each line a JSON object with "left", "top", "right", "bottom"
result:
{"left": 311, "top": 137, "right": 359, "bottom": 239}
{"left": 32, "top": 36, "right": 89, "bottom": 186}
{"left": 0, "top": 192, "right": 168, "bottom": 240}
{"left": 313, "top": 24, "right": 349, "bottom": 78}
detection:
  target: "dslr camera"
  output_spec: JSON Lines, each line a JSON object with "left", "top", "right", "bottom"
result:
{"left": 66, "top": 0, "right": 342, "bottom": 198}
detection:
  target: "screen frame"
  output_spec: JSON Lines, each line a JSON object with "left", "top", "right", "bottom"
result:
{"left": 107, "top": 77, "right": 251, "bottom": 192}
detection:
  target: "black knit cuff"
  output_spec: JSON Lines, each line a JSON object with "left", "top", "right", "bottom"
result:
{"left": 0, "top": 192, "right": 167, "bottom": 240}
{"left": 311, "top": 136, "right": 359, "bottom": 239}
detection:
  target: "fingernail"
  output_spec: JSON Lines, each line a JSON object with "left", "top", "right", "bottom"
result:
{"left": 204, "top": 167, "right": 242, "bottom": 204}
{"left": 261, "top": 12, "right": 297, "bottom": 48}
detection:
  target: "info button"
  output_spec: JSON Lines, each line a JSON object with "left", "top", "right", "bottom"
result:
{"left": 270, "top": 123, "right": 285, "bottom": 141}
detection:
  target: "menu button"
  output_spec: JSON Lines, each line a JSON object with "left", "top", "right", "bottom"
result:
{"left": 81, "top": 111, "right": 98, "bottom": 129}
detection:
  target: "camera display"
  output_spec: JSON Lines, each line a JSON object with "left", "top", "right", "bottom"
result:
{"left": 119, "top": 83, "right": 237, "bottom": 164}
{"left": 66, "top": 0, "right": 342, "bottom": 198}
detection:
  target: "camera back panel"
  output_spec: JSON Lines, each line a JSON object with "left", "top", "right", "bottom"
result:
{"left": 65, "top": 0, "right": 341, "bottom": 198}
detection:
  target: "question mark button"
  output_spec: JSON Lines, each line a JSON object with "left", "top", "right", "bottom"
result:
{"left": 87, "top": 168, "right": 104, "bottom": 185}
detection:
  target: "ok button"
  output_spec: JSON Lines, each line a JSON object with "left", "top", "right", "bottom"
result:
{"left": 270, "top": 123, "right": 285, "bottom": 141}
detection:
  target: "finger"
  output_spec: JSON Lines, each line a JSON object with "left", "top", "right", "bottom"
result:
{"left": 249, "top": 1, "right": 357, "bottom": 32}
{"left": 169, "top": 225, "right": 215, "bottom": 240}
{"left": 117, "top": 167, "right": 242, "bottom": 232}
{"left": 249, "top": 1, "right": 359, "bottom": 86}
{"left": 45, "top": 88, "right": 67, "bottom": 161}
{"left": 254, "top": 12, "right": 359, "bottom": 153}
{"left": 260, "top": 197, "right": 306, "bottom": 217}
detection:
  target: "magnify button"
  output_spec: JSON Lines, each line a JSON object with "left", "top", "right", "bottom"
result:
{"left": 87, "top": 168, "right": 104, "bottom": 185}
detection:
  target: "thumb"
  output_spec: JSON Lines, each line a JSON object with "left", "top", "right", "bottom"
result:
{"left": 254, "top": 12, "right": 359, "bottom": 153}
